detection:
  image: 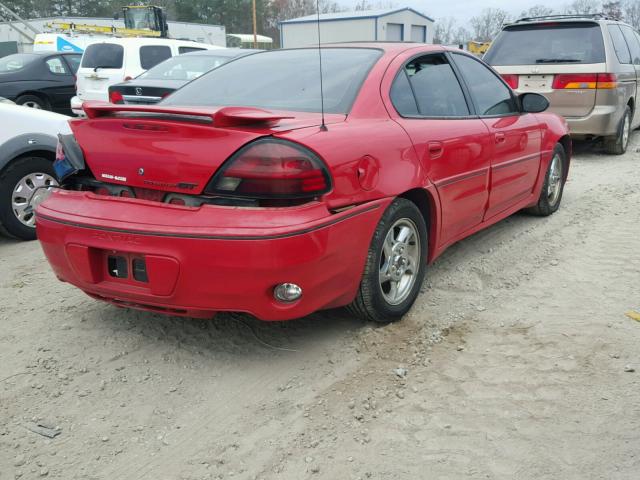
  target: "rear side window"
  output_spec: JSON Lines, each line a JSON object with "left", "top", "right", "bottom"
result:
{"left": 179, "top": 47, "right": 206, "bottom": 54}
{"left": 621, "top": 26, "right": 640, "bottom": 64}
{"left": 391, "top": 54, "right": 469, "bottom": 117}
{"left": 46, "top": 57, "right": 69, "bottom": 75}
{"left": 140, "top": 45, "right": 172, "bottom": 69}
{"left": 0, "top": 53, "right": 37, "bottom": 72}
{"left": 609, "top": 25, "right": 632, "bottom": 64}
{"left": 484, "top": 23, "right": 606, "bottom": 65}
{"left": 452, "top": 53, "right": 518, "bottom": 116}
{"left": 81, "top": 43, "right": 124, "bottom": 69}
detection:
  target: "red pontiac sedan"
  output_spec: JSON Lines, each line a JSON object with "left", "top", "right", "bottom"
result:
{"left": 38, "top": 44, "right": 570, "bottom": 323}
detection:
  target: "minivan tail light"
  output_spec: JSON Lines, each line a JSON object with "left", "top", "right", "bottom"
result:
{"left": 109, "top": 90, "right": 124, "bottom": 104}
{"left": 552, "top": 73, "right": 618, "bottom": 89}
{"left": 205, "top": 139, "right": 331, "bottom": 199}
{"left": 501, "top": 74, "right": 519, "bottom": 89}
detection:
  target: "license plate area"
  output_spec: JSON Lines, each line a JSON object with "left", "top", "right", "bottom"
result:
{"left": 519, "top": 74, "right": 552, "bottom": 91}
{"left": 106, "top": 251, "right": 148, "bottom": 283}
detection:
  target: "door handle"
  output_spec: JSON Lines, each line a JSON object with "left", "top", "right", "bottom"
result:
{"left": 428, "top": 141, "right": 444, "bottom": 159}
{"left": 495, "top": 132, "right": 506, "bottom": 144}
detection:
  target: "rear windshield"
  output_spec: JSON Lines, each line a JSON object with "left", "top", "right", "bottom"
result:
{"left": 162, "top": 48, "right": 383, "bottom": 114}
{"left": 139, "top": 54, "right": 234, "bottom": 81}
{"left": 0, "top": 54, "right": 36, "bottom": 73}
{"left": 484, "top": 23, "right": 605, "bottom": 66}
{"left": 81, "top": 43, "right": 124, "bottom": 69}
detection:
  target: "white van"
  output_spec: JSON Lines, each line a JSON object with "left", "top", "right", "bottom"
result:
{"left": 72, "top": 37, "right": 220, "bottom": 115}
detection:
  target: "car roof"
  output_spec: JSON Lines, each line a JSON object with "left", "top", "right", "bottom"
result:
{"left": 17, "top": 51, "right": 80, "bottom": 57}
{"left": 297, "top": 42, "right": 445, "bottom": 55}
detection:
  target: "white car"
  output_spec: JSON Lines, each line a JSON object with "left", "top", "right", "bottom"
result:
{"left": 0, "top": 104, "right": 68, "bottom": 240}
{"left": 71, "top": 37, "right": 220, "bottom": 115}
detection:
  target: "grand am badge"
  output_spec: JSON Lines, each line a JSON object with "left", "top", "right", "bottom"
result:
{"left": 101, "top": 173, "right": 127, "bottom": 182}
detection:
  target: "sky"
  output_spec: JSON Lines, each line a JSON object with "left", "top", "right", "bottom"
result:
{"left": 340, "top": 1, "right": 554, "bottom": 25}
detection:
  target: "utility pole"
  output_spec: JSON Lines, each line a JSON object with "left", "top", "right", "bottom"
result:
{"left": 252, "top": 0, "right": 257, "bottom": 49}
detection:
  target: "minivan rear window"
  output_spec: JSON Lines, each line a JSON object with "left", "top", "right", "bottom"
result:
{"left": 484, "top": 23, "right": 605, "bottom": 66}
{"left": 81, "top": 43, "right": 124, "bottom": 69}
{"left": 139, "top": 45, "right": 172, "bottom": 70}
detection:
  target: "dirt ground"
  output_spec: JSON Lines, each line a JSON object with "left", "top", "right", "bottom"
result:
{"left": 1, "top": 139, "right": 639, "bottom": 480}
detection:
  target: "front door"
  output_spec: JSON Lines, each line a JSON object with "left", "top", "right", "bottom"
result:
{"left": 387, "top": 53, "right": 492, "bottom": 245}
{"left": 450, "top": 52, "right": 542, "bottom": 219}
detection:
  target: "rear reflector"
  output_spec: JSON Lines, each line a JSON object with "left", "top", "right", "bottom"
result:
{"left": 552, "top": 73, "right": 617, "bottom": 89}
{"left": 501, "top": 74, "right": 519, "bottom": 89}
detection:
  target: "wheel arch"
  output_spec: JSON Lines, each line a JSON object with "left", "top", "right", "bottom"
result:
{"left": 16, "top": 91, "right": 51, "bottom": 108}
{"left": 557, "top": 134, "right": 572, "bottom": 181}
{"left": 398, "top": 187, "right": 439, "bottom": 263}
{"left": 0, "top": 133, "right": 57, "bottom": 173}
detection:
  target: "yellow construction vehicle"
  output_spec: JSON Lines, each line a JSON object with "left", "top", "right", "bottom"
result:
{"left": 467, "top": 41, "right": 491, "bottom": 56}
{"left": 45, "top": 5, "right": 169, "bottom": 38}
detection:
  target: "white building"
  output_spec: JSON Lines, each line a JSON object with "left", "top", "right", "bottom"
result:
{"left": 0, "top": 17, "right": 226, "bottom": 54}
{"left": 279, "top": 8, "right": 434, "bottom": 49}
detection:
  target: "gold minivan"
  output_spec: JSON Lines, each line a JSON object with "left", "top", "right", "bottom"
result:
{"left": 485, "top": 14, "right": 640, "bottom": 154}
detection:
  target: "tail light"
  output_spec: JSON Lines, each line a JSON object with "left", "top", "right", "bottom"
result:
{"left": 552, "top": 73, "right": 618, "bottom": 89}
{"left": 205, "top": 139, "right": 331, "bottom": 199}
{"left": 109, "top": 90, "right": 124, "bottom": 104}
{"left": 501, "top": 74, "right": 519, "bottom": 89}
{"left": 124, "top": 76, "right": 133, "bottom": 81}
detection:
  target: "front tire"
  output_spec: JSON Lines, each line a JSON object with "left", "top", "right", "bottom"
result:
{"left": 604, "top": 105, "right": 631, "bottom": 155}
{"left": 0, "top": 156, "right": 58, "bottom": 240}
{"left": 526, "top": 143, "right": 566, "bottom": 217}
{"left": 349, "top": 198, "right": 427, "bottom": 324}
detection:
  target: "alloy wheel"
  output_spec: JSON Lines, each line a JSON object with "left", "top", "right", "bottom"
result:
{"left": 379, "top": 218, "right": 421, "bottom": 306}
{"left": 546, "top": 153, "right": 563, "bottom": 206}
{"left": 22, "top": 101, "right": 42, "bottom": 109}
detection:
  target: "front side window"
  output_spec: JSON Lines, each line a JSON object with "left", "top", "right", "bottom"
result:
{"left": 81, "top": 44, "right": 124, "bottom": 69}
{"left": 139, "top": 45, "right": 172, "bottom": 70}
{"left": 391, "top": 54, "right": 469, "bottom": 117}
{"left": 64, "top": 55, "right": 81, "bottom": 74}
{"left": 452, "top": 53, "right": 518, "bottom": 116}
{"left": 163, "top": 48, "right": 382, "bottom": 114}
{"left": 609, "top": 25, "right": 632, "bottom": 64}
{"left": 46, "top": 57, "right": 69, "bottom": 75}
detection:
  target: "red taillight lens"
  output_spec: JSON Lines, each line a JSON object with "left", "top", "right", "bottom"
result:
{"left": 206, "top": 139, "right": 331, "bottom": 199}
{"left": 501, "top": 74, "right": 519, "bottom": 89}
{"left": 552, "top": 73, "right": 618, "bottom": 89}
{"left": 109, "top": 90, "right": 124, "bottom": 104}
{"left": 124, "top": 76, "right": 133, "bottom": 81}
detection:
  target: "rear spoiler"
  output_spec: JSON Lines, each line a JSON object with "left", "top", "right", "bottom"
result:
{"left": 81, "top": 102, "right": 294, "bottom": 127}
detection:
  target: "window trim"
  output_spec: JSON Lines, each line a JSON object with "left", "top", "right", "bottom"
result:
{"left": 388, "top": 51, "right": 477, "bottom": 120}
{"left": 61, "top": 54, "right": 81, "bottom": 75}
{"left": 449, "top": 51, "right": 522, "bottom": 119}
{"left": 607, "top": 24, "right": 632, "bottom": 65}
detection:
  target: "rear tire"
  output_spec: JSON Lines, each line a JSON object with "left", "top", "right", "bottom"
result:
{"left": 525, "top": 143, "right": 566, "bottom": 217}
{"left": 349, "top": 198, "right": 427, "bottom": 324}
{"left": 604, "top": 105, "right": 631, "bottom": 155}
{"left": 15, "top": 94, "right": 49, "bottom": 111}
{"left": 0, "top": 156, "right": 57, "bottom": 241}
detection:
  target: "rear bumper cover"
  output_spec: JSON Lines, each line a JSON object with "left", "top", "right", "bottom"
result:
{"left": 565, "top": 104, "right": 621, "bottom": 137}
{"left": 36, "top": 191, "right": 388, "bottom": 321}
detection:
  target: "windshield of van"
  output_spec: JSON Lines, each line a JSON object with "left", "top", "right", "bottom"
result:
{"left": 0, "top": 54, "right": 37, "bottom": 73}
{"left": 138, "top": 54, "right": 231, "bottom": 80}
{"left": 162, "top": 48, "right": 382, "bottom": 114}
{"left": 484, "top": 23, "right": 606, "bottom": 65}
{"left": 81, "top": 43, "right": 124, "bottom": 69}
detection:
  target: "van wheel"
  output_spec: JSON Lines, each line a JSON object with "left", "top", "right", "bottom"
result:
{"left": 604, "top": 105, "right": 631, "bottom": 155}
{"left": 15, "top": 94, "right": 49, "bottom": 111}
{"left": 348, "top": 198, "right": 427, "bottom": 324}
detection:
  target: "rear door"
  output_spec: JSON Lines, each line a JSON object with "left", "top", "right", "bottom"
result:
{"left": 77, "top": 43, "right": 125, "bottom": 102}
{"left": 616, "top": 25, "right": 640, "bottom": 125}
{"left": 485, "top": 22, "right": 606, "bottom": 118}
{"left": 42, "top": 55, "right": 75, "bottom": 111}
{"left": 451, "top": 52, "right": 543, "bottom": 219}
{"left": 388, "top": 53, "right": 492, "bottom": 244}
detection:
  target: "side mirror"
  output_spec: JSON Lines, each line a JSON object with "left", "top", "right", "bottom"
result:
{"left": 520, "top": 92, "right": 549, "bottom": 113}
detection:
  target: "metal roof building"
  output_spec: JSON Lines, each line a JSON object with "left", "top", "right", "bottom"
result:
{"left": 279, "top": 8, "right": 435, "bottom": 48}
